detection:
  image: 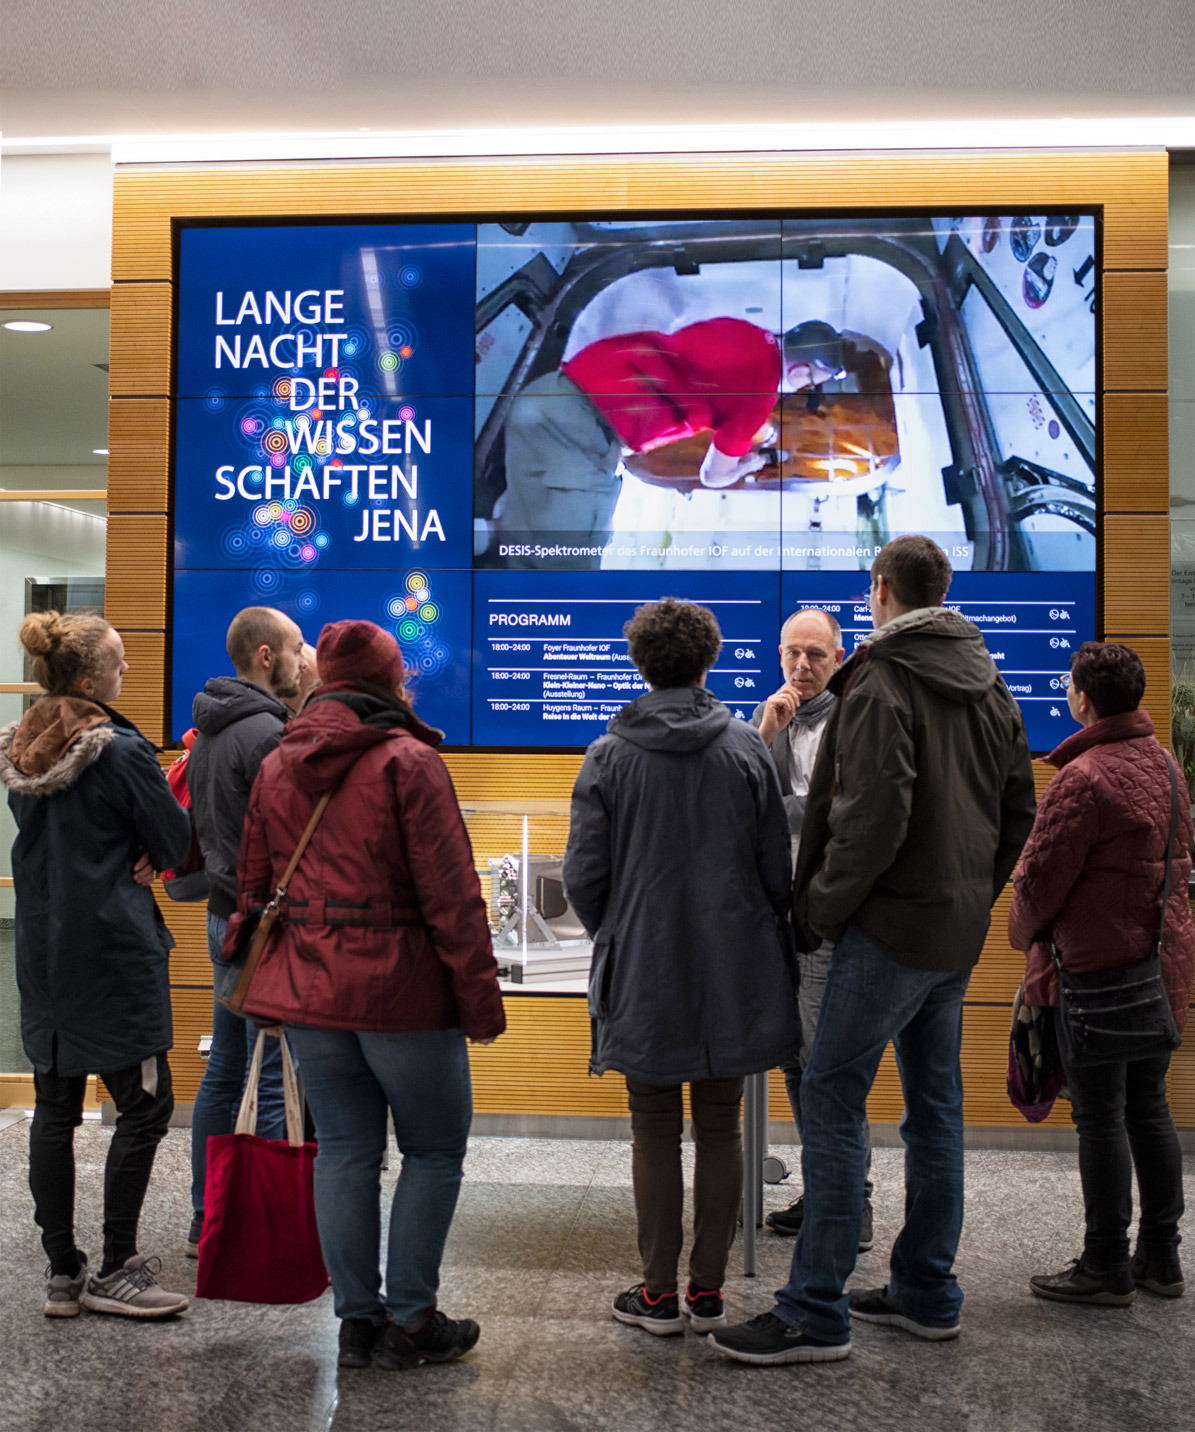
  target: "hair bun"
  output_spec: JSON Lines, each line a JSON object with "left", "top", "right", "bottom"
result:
{"left": 18, "top": 611, "right": 63, "bottom": 659}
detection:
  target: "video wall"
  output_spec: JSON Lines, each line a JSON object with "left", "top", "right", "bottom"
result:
{"left": 172, "top": 214, "right": 1098, "bottom": 750}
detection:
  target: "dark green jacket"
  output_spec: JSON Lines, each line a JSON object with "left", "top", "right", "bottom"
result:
{"left": 792, "top": 606, "right": 1036, "bottom": 971}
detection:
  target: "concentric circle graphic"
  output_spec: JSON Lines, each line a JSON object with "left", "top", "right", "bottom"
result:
{"left": 377, "top": 352, "right": 400, "bottom": 373}
{"left": 405, "top": 571, "right": 429, "bottom": 593}
{"left": 267, "top": 502, "right": 283, "bottom": 520}
{"left": 295, "top": 590, "right": 320, "bottom": 614}
{"left": 399, "top": 265, "right": 423, "bottom": 289}
{"left": 272, "top": 528, "right": 291, "bottom": 548}
{"left": 413, "top": 586, "right": 430, "bottom": 603}
{"left": 289, "top": 506, "right": 316, "bottom": 536}
{"left": 314, "top": 532, "right": 330, "bottom": 548}
{"left": 398, "top": 618, "right": 422, "bottom": 642}
{"left": 341, "top": 326, "right": 370, "bottom": 357}
{"left": 418, "top": 603, "right": 439, "bottom": 623}
{"left": 204, "top": 387, "right": 227, "bottom": 412}
{"left": 269, "top": 451, "right": 287, "bottom": 468}
{"left": 250, "top": 568, "right": 282, "bottom": 594}
{"left": 398, "top": 405, "right": 417, "bottom": 422}
{"left": 220, "top": 527, "right": 250, "bottom": 559}
{"left": 272, "top": 377, "right": 292, "bottom": 400}
{"left": 299, "top": 544, "right": 317, "bottom": 562}
{"left": 387, "top": 321, "right": 417, "bottom": 352}
{"left": 263, "top": 431, "right": 289, "bottom": 457}
{"left": 252, "top": 503, "right": 274, "bottom": 526}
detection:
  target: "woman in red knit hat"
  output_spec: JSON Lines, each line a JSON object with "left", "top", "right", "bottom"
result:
{"left": 226, "top": 618, "right": 505, "bottom": 1370}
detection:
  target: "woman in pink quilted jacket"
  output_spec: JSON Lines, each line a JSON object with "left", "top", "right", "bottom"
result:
{"left": 1009, "top": 642, "right": 1194, "bottom": 1306}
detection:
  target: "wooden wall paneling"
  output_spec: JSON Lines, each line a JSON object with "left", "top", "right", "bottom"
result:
{"left": 1102, "top": 514, "right": 1170, "bottom": 634}
{"left": 1168, "top": 1038, "right": 1195, "bottom": 1127}
{"left": 1102, "top": 272, "right": 1169, "bottom": 393}
{"left": 1102, "top": 393, "right": 1170, "bottom": 512}
{"left": 0, "top": 289, "right": 110, "bottom": 309}
{"left": 1100, "top": 636, "right": 1172, "bottom": 747}
{"left": 170, "top": 988, "right": 214, "bottom": 1103}
{"left": 105, "top": 514, "right": 168, "bottom": 629}
{"left": 468, "top": 998, "right": 626, "bottom": 1116}
{"left": 111, "top": 151, "right": 1168, "bottom": 281}
{"left": 109, "top": 282, "right": 173, "bottom": 396}
{"left": 113, "top": 630, "right": 166, "bottom": 741}
{"left": 443, "top": 752, "right": 584, "bottom": 802}
{"left": 107, "top": 397, "right": 171, "bottom": 512}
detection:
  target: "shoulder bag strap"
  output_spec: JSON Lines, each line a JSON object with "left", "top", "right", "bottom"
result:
{"left": 224, "top": 787, "right": 335, "bottom": 1012}
{"left": 1154, "top": 754, "right": 1180, "bottom": 957}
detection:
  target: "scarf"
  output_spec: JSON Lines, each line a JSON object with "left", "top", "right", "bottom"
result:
{"left": 788, "top": 687, "right": 835, "bottom": 727}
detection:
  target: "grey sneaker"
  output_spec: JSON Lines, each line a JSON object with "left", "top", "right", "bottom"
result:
{"left": 185, "top": 1212, "right": 203, "bottom": 1259}
{"left": 80, "top": 1255, "right": 190, "bottom": 1319}
{"left": 848, "top": 1285, "right": 960, "bottom": 1339}
{"left": 858, "top": 1197, "right": 874, "bottom": 1253}
{"left": 44, "top": 1253, "right": 88, "bottom": 1318}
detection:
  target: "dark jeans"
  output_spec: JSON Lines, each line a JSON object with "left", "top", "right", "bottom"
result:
{"left": 626, "top": 1077, "right": 744, "bottom": 1295}
{"left": 1057, "top": 1015, "right": 1184, "bottom": 1272}
{"left": 30, "top": 1050, "right": 173, "bottom": 1275}
{"left": 774, "top": 924, "right": 970, "bottom": 1342}
{"left": 782, "top": 939, "right": 874, "bottom": 1198}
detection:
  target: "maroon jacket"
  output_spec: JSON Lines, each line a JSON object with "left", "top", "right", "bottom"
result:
{"left": 225, "top": 685, "right": 505, "bottom": 1040}
{"left": 1008, "top": 709, "right": 1195, "bottom": 1032}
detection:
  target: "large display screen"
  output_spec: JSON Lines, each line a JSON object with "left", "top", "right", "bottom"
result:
{"left": 173, "top": 213, "right": 1098, "bottom": 751}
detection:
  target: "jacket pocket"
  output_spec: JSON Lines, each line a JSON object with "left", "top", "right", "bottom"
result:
{"left": 588, "top": 937, "right": 613, "bottom": 1019}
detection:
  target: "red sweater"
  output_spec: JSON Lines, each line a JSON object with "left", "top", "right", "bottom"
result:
{"left": 562, "top": 317, "right": 781, "bottom": 456}
{"left": 1008, "top": 709, "right": 1195, "bottom": 1031}
{"left": 226, "top": 687, "right": 505, "bottom": 1039}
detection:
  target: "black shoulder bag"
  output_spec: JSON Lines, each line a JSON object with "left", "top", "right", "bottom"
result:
{"left": 1051, "top": 754, "right": 1183, "bottom": 1068}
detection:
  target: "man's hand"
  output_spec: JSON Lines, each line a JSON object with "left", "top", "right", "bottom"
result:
{"left": 758, "top": 684, "right": 800, "bottom": 745}
{"left": 470, "top": 1037, "right": 498, "bottom": 1046}
{"left": 132, "top": 853, "right": 155, "bottom": 887}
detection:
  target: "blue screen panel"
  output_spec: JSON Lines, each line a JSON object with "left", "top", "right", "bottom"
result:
{"left": 172, "top": 568, "right": 472, "bottom": 745}
{"left": 473, "top": 569, "right": 782, "bottom": 747}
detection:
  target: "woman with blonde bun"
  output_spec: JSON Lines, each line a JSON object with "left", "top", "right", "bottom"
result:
{"left": 0, "top": 612, "right": 192, "bottom": 1321}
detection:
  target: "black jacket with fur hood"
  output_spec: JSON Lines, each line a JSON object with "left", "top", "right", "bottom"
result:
{"left": 0, "top": 698, "right": 191, "bottom": 1076}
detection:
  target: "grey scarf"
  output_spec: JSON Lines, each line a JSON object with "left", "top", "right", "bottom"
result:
{"left": 788, "top": 687, "right": 835, "bottom": 726}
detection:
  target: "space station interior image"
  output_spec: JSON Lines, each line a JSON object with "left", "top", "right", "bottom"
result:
{"left": 474, "top": 215, "right": 1097, "bottom": 575}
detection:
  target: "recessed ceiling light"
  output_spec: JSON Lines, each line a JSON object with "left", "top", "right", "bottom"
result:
{"left": 4, "top": 320, "right": 53, "bottom": 333}
{"left": 93, "top": 448, "right": 109, "bottom": 456}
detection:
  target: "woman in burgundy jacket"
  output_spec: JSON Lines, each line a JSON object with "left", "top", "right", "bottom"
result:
{"left": 227, "top": 620, "right": 505, "bottom": 1371}
{"left": 1009, "top": 642, "right": 1194, "bottom": 1306}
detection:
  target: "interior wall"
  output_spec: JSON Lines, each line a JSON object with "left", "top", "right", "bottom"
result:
{"left": 0, "top": 153, "right": 113, "bottom": 291}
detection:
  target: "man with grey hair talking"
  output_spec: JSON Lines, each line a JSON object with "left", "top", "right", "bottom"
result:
{"left": 751, "top": 608, "right": 873, "bottom": 1251}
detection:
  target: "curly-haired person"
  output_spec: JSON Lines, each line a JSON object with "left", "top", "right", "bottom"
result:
{"left": 564, "top": 598, "right": 799, "bottom": 1337}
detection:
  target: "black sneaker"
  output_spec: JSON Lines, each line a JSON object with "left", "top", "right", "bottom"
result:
{"left": 1029, "top": 1259, "right": 1134, "bottom": 1306}
{"left": 374, "top": 1310, "right": 480, "bottom": 1371}
{"left": 338, "top": 1317, "right": 383, "bottom": 1368}
{"left": 765, "top": 1196, "right": 805, "bottom": 1236}
{"left": 611, "top": 1283, "right": 685, "bottom": 1335}
{"left": 767, "top": 1194, "right": 874, "bottom": 1252}
{"left": 1131, "top": 1251, "right": 1184, "bottom": 1298}
{"left": 858, "top": 1198, "right": 874, "bottom": 1253}
{"left": 848, "top": 1285, "right": 959, "bottom": 1340}
{"left": 682, "top": 1283, "right": 727, "bottom": 1333}
{"left": 185, "top": 1212, "right": 203, "bottom": 1260}
{"left": 709, "top": 1311, "right": 850, "bottom": 1365}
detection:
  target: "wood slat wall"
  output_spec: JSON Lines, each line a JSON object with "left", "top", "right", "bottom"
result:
{"left": 105, "top": 148, "right": 1184, "bottom": 1129}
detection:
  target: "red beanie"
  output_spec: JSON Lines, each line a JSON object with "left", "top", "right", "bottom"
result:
{"left": 316, "top": 619, "right": 405, "bottom": 690}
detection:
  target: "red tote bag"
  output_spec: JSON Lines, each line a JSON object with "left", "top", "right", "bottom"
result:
{"left": 196, "top": 1030, "right": 329, "bottom": 1304}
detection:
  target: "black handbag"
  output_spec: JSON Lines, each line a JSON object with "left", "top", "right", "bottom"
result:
{"left": 1051, "top": 754, "right": 1183, "bottom": 1068}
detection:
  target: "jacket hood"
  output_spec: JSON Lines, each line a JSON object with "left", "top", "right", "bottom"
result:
{"left": 840, "top": 606, "right": 999, "bottom": 706}
{"left": 275, "top": 682, "right": 439, "bottom": 794}
{"left": 607, "top": 685, "right": 731, "bottom": 753}
{"left": 1045, "top": 708, "right": 1155, "bottom": 768}
{"left": 193, "top": 676, "right": 289, "bottom": 736}
{"left": 0, "top": 703, "right": 116, "bottom": 796}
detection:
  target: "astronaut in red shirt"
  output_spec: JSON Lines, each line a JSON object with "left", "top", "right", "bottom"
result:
{"left": 490, "top": 318, "right": 844, "bottom": 567}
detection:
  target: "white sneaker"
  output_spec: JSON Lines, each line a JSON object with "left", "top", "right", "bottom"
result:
{"left": 80, "top": 1254, "right": 189, "bottom": 1319}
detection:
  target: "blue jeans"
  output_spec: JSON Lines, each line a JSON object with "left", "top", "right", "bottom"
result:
{"left": 284, "top": 1025, "right": 472, "bottom": 1325}
{"left": 774, "top": 923, "right": 970, "bottom": 1343}
{"left": 189, "top": 912, "right": 288, "bottom": 1215}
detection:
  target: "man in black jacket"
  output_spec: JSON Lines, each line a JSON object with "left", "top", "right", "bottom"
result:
{"left": 713, "top": 536, "right": 1036, "bottom": 1366}
{"left": 184, "top": 606, "right": 307, "bottom": 1253}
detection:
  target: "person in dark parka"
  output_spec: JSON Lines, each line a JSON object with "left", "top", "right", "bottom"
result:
{"left": 564, "top": 598, "right": 799, "bottom": 1338}
{"left": 0, "top": 612, "right": 192, "bottom": 1320}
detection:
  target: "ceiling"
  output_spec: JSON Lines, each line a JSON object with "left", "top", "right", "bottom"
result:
{"left": 1, "top": 0, "right": 1192, "bottom": 143}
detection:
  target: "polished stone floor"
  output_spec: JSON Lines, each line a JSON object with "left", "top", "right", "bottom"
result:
{"left": 0, "top": 1118, "right": 1191, "bottom": 1432}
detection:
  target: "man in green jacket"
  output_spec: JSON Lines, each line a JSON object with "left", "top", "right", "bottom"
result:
{"left": 712, "top": 534, "right": 1036, "bottom": 1365}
